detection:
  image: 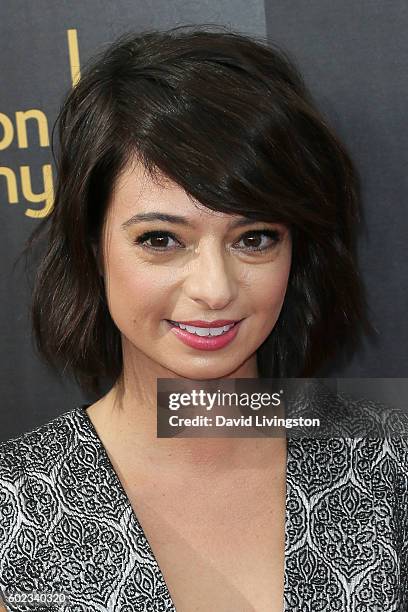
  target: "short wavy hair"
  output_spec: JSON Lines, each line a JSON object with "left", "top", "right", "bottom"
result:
{"left": 24, "top": 24, "right": 373, "bottom": 396}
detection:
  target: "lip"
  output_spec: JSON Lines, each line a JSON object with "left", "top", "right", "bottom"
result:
{"left": 166, "top": 319, "right": 244, "bottom": 351}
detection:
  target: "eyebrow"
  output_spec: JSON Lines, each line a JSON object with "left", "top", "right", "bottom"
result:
{"left": 121, "top": 212, "right": 265, "bottom": 230}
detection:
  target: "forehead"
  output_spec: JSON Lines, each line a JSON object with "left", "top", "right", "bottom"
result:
{"left": 108, "top": 158, "right": 246, "bottom": 226}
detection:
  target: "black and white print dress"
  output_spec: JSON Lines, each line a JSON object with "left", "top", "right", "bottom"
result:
{"left": 0, "top": 383, "right": 408, "bottom": 611}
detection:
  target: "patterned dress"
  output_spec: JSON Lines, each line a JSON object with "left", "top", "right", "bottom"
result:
{"left": 0, "top": 383, "right": 407, "bottom": 611}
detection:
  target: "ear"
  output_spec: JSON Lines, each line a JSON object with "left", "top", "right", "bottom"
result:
{"left": 91, "top": 241, "right": 104, "bottom": 278}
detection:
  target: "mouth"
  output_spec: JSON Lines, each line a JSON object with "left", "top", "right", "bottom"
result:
{"left": 166, "top": 319, "right": 241, "bottom": 336}
{"left": 165, "top": 318, "right": 244, "bottom": 351}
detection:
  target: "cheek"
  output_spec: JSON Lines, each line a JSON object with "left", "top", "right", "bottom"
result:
{"left": 248, "top": 251, "right": 292, "bottom": 315}
{"left": 105, "top": 253, "right": 173, "bottom": 320}
{"left": 256, "top": 276, "right": 289, "bottom": 314}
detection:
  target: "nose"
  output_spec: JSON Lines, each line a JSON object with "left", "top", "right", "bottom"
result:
{"left": 183, "top": 242, "right": 238, "bottom": 310}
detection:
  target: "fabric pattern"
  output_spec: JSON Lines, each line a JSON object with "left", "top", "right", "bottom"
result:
{"left": 0, "top": 384, "right": 407, "bottom": 611}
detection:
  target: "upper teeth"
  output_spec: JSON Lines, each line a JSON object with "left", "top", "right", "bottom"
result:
{"left": 173, "top": 322, "right": 235, "bottom": 336}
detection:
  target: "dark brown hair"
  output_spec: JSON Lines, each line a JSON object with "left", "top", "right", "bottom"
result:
{"left": 23, "top": 24, "right": 373, "bottom": 396}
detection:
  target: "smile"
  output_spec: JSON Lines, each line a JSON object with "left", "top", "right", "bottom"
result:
{"left": 169, "top": 321, "right": 236, "bottom": 336}
{"left": 166, "top": 319, "right": 243, "bottom": 351}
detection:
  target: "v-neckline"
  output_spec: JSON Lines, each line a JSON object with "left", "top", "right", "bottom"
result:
{"left": 75, "top": 402, "right": 291, "bottom": 612}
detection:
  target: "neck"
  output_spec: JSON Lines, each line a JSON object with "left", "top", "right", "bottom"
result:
{"left": 88, "top": 350, "right": 286, "bottom": 478}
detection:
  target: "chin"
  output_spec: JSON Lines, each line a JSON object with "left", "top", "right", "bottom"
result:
{"left": 175, "top": 364, "right": 244, "bottom": 381}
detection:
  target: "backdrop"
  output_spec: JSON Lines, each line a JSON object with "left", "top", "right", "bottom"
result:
{"left": 1, "top": 1, "right": 407, "bottom": 441}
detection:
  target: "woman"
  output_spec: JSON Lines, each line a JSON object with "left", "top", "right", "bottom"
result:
{"left": 1, "top": 25, "right": 406, "bottom": 612}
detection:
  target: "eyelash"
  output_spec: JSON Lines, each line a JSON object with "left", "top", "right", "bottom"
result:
{"left": 133, "top": 229, "right": 282, "bottom": 254}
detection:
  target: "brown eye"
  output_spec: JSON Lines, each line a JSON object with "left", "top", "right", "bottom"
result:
{"left": 235, "top": 230, "right": 281, "bottom": 252}
{"left": 149, "top": 235, "right": 170, "bottom": 248}
{"left": 134, "top": 231, "right": 181, "bottom": 251}
{"left": 242, "top": 234, "right": 263, "bottom": 248}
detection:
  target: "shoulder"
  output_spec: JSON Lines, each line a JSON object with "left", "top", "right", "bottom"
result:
{"left": 289, "top": 379, "right": 408, "bottom": 439}
{"left": 287, "top": 381, "right": 408, "bottom": 494}
{"left": 0, "top": 407, "right": 82, "bottom": 484}
{"left": 0, "top": 407, "right": 86, "bottom": 573}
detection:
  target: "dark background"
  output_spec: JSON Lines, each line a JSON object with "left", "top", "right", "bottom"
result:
{"left": 1, "top": 1, "right": 407, "bottom": 441}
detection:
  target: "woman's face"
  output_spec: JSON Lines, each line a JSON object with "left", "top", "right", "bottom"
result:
{"left": 99, "top": 160, "right": 292, "bottom": 380}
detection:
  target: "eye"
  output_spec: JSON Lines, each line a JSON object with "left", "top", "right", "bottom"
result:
{"left": 134, "top": 231, "right": 182, "bottom": 251}
{"left": 134, "top": 228, "right": 283, "bottom": 254}
{"left": 233, "top": 229, "right": 282, "bottom": 252}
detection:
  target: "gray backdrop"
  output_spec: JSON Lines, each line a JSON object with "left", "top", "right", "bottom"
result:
{"left": 1, "top": 1, "right": 407, "bottom": 441}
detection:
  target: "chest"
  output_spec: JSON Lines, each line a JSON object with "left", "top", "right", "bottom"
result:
{"left": 124, "top": 469, "right": 287, "bottom": 612}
